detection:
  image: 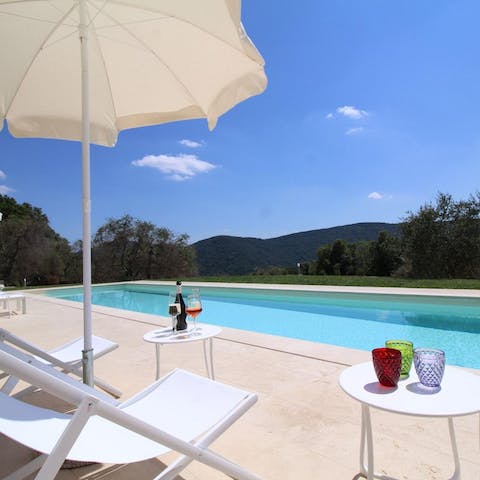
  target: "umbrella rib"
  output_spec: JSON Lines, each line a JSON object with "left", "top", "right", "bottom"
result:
{"left": 0, "top": 0, "right": 50, "bottom": 5}
{"left": 98, "top": 0, "right": 265, "bottom": 118}
{"left": 0, "top": 7, "right": 75, "bottom": 27}
{"left": 89, "top": 2, "right": 208, "bottom": 119}
{"left": 3, "top": 2, "right": 78, "bottom": 118}
{"left": 107, "top": 0, "right": 262, "bottom": 60}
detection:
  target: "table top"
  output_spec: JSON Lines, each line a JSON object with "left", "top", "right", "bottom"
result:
{"left": 0, "top": 292, "right": 25, "bottom": 299}
{"left": 143, "top": 323, "right": 222, "bottom": 345}
{"left": 339, "top": 361, "right": 480, "bottom": 417}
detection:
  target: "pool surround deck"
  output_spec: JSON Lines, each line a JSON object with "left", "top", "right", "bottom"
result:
{"left": 1, "top": 284, "right": 479, "bottom": 479}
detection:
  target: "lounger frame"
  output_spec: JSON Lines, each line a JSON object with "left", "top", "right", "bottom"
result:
{"left": 0, "top": 348, "right": 261, "bottom": 480}
{"left": 0, "top": 328, "right": 121, "bottom": 397}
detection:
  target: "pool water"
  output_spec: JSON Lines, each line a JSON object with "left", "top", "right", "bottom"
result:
{"left": 46, "top": 284, "right": 480, "bottom": 369}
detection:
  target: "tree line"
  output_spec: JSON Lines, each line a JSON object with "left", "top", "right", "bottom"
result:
{"left": 1, "top": 192, "right": 480, "bottom": 286}
{"left": 0, "top": 195, "right": 196, "bottom": 287}
{"left": 303, "top": 192, "right": 480, "bottom": 279}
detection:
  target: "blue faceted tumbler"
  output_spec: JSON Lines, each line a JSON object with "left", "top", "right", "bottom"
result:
{"left": 414, "top": 348, "right": 445, "bottom": 389}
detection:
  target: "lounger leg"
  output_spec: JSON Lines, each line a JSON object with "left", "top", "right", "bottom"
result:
{"left": 90, "top": 374, "right": 123, "bottom": 398}
{"left": 156, "top": 448, "right": 263, "bottom": 480}
{"left": 3, "top": 453, "right": 48, "bottom": 480}
{"left": 34, "top": 397, "right": 97, "bottom": 480}
{"left": 1, "top": 374, "right": 20, "bottom": 394}
{"left": 154, "top": 394, "right": 257, "bottom": 480}
{"left": 154, "top": 427, "right": 215, "bottom": 480}
{"left": 187, "top": 448, "right": 263, "bottom": 480}
{"left": 154, "top": 456, "right": 190, "bottom": 480}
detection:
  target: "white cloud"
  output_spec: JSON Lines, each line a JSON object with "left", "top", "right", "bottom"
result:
{"left": 336, "top": 105, "right": 368, "bottom": 119}
{"left": 179, "top": 139, "right": 203, "bottom": 148}
{"left": 325, "top": 112, "right": 334, "bottom": 119}
{"left": 0, "top": 185, "right": 14, "bottom": 194}
{"left": 368, "top": 191, "right": 393, "bottom": 200}
{"left": 132, "top": 153, "right": 216, "bottom": 181}
{"left": 0, "top": 170, "right": 6, "bottom": 180}
{"left": 346, "top": 127, "right": 364, "bottom": 135}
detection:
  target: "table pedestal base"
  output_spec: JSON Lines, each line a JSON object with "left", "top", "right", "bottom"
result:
{"left": 155, "top": 337, "right": 215, "bottom": 380}
{"left": 358, "top": 405, "right": 461, "bottom": 480}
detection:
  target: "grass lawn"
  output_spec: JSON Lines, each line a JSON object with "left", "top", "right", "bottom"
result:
{"left": 7, "top": 275, "right": 480, "bottom": 291}
{"left": 180, "top": 275, "right": 480, "bottom": 290}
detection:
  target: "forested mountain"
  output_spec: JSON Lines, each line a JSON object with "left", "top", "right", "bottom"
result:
{"left": 193, "top": 222, "right": 399, "bottom": 275}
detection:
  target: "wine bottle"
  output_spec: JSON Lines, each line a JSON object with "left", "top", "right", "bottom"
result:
{"left": 175, "top": 280, "right": 188, "bottom": 331}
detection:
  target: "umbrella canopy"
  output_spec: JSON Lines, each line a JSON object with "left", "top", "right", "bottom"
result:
{"left": 0, "top": 0, "right": 267, "bottom": 384}
{"left": 0, "top": 0, "right": 266, "bottom": 144}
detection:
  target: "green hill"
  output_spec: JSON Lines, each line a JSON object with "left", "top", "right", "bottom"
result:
{"left": 193, "top": 222, "right": 399, "bottom": 275}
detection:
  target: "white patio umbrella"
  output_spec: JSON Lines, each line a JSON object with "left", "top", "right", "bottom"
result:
{"left": 0, "top": 0, "right": 267, "bottom": 385}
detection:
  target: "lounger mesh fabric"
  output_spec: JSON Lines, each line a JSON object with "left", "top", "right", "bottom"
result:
{"left": 0, "top": 341, "right": 118, "bottom": 404}
{"left": 0, "top": 369, "right": 251, "bottom": 463}
{"left": 38, "top": 336, "right": 118, "bottom": 365}
{"left": 0, "top": 328, "right": 121, "bottom": 397}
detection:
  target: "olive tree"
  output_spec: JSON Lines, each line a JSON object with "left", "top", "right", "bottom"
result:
{"left": 370, "top": 231, "right": 402, "bottom": 276}
{"left": 92, "top": 215, "right": 197, "bottom": 282}
{"left": 0, "top": 195, "right": 73, "bottom": 286}
{"left": 401, "top": 192, "right": 480, "bottom": 278}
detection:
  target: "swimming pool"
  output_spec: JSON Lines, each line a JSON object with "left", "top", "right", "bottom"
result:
{"left": 46, "top": 283, "right": 480, "bottom": 369}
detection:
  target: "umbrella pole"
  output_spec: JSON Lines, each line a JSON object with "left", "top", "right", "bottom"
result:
{"left": 79, "top": 0, "right": 93, "bottom": 387}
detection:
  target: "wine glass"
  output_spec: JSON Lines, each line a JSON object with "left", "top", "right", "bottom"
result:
{"left": 186, "top": 290, "right": 202, "bottom": 331}
{"left": 167, "top": 292, "right": 180, "bottom": 331}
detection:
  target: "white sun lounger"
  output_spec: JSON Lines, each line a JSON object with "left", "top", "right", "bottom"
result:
{"left": 0, "top": 342, "right": 119, "bottom": 405}
{"left": 0, "top": 346, "right": 261, "bottom": 480}
{"left": 0, "top": 328, "right": 121, "bottom": 398}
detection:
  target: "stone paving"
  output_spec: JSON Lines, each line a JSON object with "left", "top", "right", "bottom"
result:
{"left": 0, "top": 289, "right": 479, "bottom": 479}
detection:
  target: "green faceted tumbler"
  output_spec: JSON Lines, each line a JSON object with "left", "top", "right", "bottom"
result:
{"left": 385, "top": 339, "right": 414, "bottom": 378}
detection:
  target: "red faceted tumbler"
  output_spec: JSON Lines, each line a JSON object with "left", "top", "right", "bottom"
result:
{"left": 372, "top": 347, "right": 402, "bottom": 387}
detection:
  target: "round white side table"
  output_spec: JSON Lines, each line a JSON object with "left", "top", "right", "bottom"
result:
{"left": 143, "top": 323, "right": 222, "bottom": 380}
{"left": 339, "top": 362, "right": 480, "bottom": 480}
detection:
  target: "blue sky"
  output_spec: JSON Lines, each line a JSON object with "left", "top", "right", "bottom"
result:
{"left": 1, "top": 1, "right": 480, "bottom": 244}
